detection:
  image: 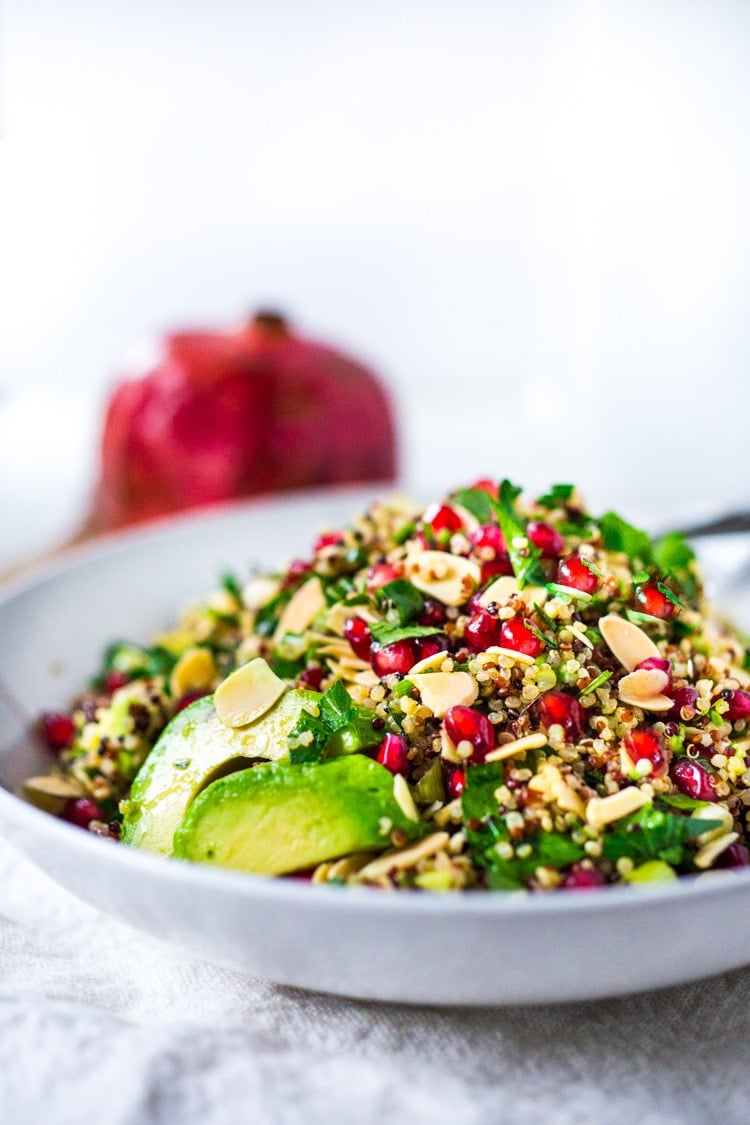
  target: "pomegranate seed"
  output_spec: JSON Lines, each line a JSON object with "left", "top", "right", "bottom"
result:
{"left": 62, "top": 797, "right": 105, "bottom": 829}
{"left": 314, "top": 531, "right": 344, "bottom": 552}
{"left": 464, "top": 609, "right": 503, "bottom": 653}
{"left": 418, "top": 599, "right": 447, "bottom": 627}
{"left": 670, "top": 758, "right": 717, "bottom": 801}
{"left": 446, "top": 767, "right": 466, "bottom": 799}
{"left": 563, "top": 864, "right": 606, "bottom": 890}
{"left": 175, "top": 689, "right": 209, "bottom": 712}
{"left": 103, "top": 670, "right": 130, "bottom": 694}
{"left": 371, "top": 639, "right": 418, "bottom": 676}
{"left": 40, "top": 712, "right": 76, "bottom": 752}
{"left": 423, "top": 503, "right": 463, "bottom": 534}
{"left": 721, "top": 689, "right": 750, "bottom": 722}
{"left": 668, "top": 685, "right": 699, "bottom": 721}
{"left": 480, "top": 557, "right": 515, "bottom": 583}
{"left": 376, "top": 733, "right": 409, "bottom": 775}
{"left": 499, "top": 616, "right": 544, "bottom": 657}
{"left": 623, "top": 729, "right": 667, "bottom": 776}
{"left": 556, "top": 555, "right": 598, "bottom": 594}
{"left": 299, "top": 665, "right": 325, "bottom": 691}
{"left": 443, "top": 706, "right": 495, "bottom": 762}
{"left": 416, "top": 634, "right": 450, "bottom": 661}
{"left": 469, "top": 524, "right": 507, "bottom": 557}
{"left": 366, "top": 561, "right": 403, "bottom": 593}
{"left": 715, "top": 843, "right": 750, "bottom": 869}
{"left": 470, "top": 478, "right": 498, "bottom": 499}
{"left": 527, "top": 521, "right": 564, "bottom": 558}
{"left": 634, "top": 582, "right": 677, "bottom": 619}
{"left": 538, "top": 691, "right": 586, "bottom": 740}
{"left": 283, "top": 559, "right": 312, "bottom": 587}
{"left": 344, "top": 615, "right": 373, "bottom": 660}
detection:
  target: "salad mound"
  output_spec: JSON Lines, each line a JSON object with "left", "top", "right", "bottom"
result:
{"left": 27, "top": 479, "right": 750, "bottom": 891}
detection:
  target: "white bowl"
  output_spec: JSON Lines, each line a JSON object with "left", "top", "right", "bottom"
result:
{"left": 1, "top": 489, "right": 749, "bottom": 1006}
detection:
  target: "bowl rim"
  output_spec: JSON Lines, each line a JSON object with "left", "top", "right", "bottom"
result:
{"left": 2, "top": 488, "right": 750, "bottom": 924}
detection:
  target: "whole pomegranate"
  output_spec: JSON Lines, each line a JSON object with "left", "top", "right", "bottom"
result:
{"left": 87, "top": 311, "right": 397, "bottom": 531}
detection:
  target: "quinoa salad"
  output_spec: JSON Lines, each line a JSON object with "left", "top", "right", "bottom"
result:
{"left": 26, "top": 479, "right": 750, "bottom": 891}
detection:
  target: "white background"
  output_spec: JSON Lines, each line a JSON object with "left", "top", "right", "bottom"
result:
{"left": 2, "top": 1, "right": 750, "bottom": 562}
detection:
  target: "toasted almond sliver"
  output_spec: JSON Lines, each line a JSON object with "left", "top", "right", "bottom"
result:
{"left": 214, "top": 658, "right": 287, "bottom": 728}
{"left": 599, "top": 613, "right": 660, "bottom": 672}
{"left": 586, "top": 786, "right": 649, "bottom": 829}
{"left": 409, "top": 650, "right": 454, "bottom": 675}
{"left": 411, "top": 671, "right": 478, "bottom": 717}
{"left": 243, "top": 575, "right": 281, "bottom": 610}
{"left": 406, "top": 551, "right": 481, "bottom": 607}
{"left": 169, "top": 646, "right": 217, "bottom": 698}
{"left": 357, "top": 832, "right": 450, "bottom": 880}
{"left": 393, "top": 774, "right": 419, "bottom": 823}
{"left": 694, "top": 832, "right": 739, "bottom": 869}
{"left": 479, "top": 576, "right": 548, "bottom": 609}
{"left": 484, "top": 732, "right": 548, "bottom": 762}
{"left": 273, "top": 577, "right": 326, "bottom": 644}
{"left": 353, "top": 669, "right": 380, "bottom": 687}
{"left": 484, "top": 646, "right": 536, "bottom": 666}
{"left": 23, "top": 774, "right": 84, "bottom": 800}
{"left": 617, "top": 668, "right": 672, "bottom": 711}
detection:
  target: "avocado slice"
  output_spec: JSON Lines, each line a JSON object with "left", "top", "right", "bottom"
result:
{"left": 121, "top": 689, "right": 319, "bottom": 854}
{"left": 173, "top": 756, "right": 428, "bottom": 876}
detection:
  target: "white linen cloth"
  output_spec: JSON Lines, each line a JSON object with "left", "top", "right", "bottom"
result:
{"left": 1, "top": 836, "right": 748, "bottom": 1125}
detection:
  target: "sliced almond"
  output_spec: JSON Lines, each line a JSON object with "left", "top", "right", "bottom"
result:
{"left": 214, "top": 658, "right": 287, "bottom": 728}
{"left": 273, "top": 577, "right": 325, "bottom": 644}
{"left": 586, "top": 785, "right": 649, "bottom": 829}
{"left": 353, "top": 669, "right": 380, "bottom": 687}
{"left": 393, "top": 774, "right": 419, "bottom": 823}
{"left": 22, "top": 773, "right": 84, "bottom": 812}
{"left": 357, "top": 831, "right": 450, "bottom": 879}
{"left": 599, "top": 613, "right": 660, "bottom": 672}
{"left": 325, "top": 602, "right": 379, "bottom": 636}
{"left": 484, "top": 645, "right": 536, "bottom": 666}
{"left": 169, "top": 646, "right": 217, "bottom": 698}
{"left": 694, "top": 831, "right": 739, "bottom": 869}
{"left": 410, "top": 671, "right": 478, "bottom": 717}
{"left": 478, "top": 576, "right": 548, "bottom": 609}
{"left": 484, "top": 732, "right": 548, "bottom": 762}
{"left": 617, "top": 668, "right": 672, "bottom": 711}
{"left": 243, "top": 575, "right": 281, "bottom": 610}
{"left": 409, "top": 650, "right": 454, "bottom": 675}
{"left": 405, "top": 550, "right": 481, "bottom": 606}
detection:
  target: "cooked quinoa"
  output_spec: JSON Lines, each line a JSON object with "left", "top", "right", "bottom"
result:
{"left": 31, "top": 479, "right": 750, "bottom": 890}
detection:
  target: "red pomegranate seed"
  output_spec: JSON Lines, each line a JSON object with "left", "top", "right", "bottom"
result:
{"left": 715, "top": 843, "right": 750, "bottom": 869}
{"left": 314, "top": 531, "right": 344, "bottom": 552}
{"left": 446, "top": 768, "right": 466, "bottom": 799}
{"left": 668, "top": 685, "right": 698, "bottom": 721}
{"left": 538, "top": 691, "right": 586, "bottom": 740}
{"left": 423, "top": 503, "right": 463, "bottom": 534}
{"left": 556, "top": 555, "right": 598, "bottom": 594}
{"left": 527, "top": 521, "right": 564, "bottom": 558}
{"left": 635, "top": 582, "right": 677, "bottom": 619}
{"left": 62, "top": 797, "right": 105, "bottom": 829}
{"left": 103, "top": 670, "right": 130, "bottom": 694}
{"left": 371, "top": 639, "right": 419, "bottom": 676}
{"left": 670, "top": 758, "right": 717, "bottom": 801}
{"left": 469, "top": 524, "right": 507, "bottom": 557}
{"left": 299, "top": 666, "right": 325, "bottom": 691}
{"left": 283, "top": 559, "right": 313, "bottom": 587}
{"left": 344, "top": 616, "right": 373, "bottom": 660}
{"left": 417, "top": 635, "right": 450, "bottom": 661}
{"left": 376, "top": 733, "right": 409, "bottom": 775}
{"left": 499, "top": 616, "right": 544, "bottom": 657}
{"left": 366, "top": 561, "right": 403, "bottom": 593}
{"left": 175, "top": 689, "right": 209, "bottom": 713}
{"left": 721, "top": 689, "right": 750, "bottom": 722}
{"left": 418, "top": 599, "right": 447, "bottom": 627}
{"left": 443, "top": 706, "right": 495, "bottom": 762}
{"left": 40, "top": 712, "right": 76, "bottom": 752}
{"left": 563, "top": 864, "right": 606, "bottom": 890}
{"left": 470, "top": 478, "right": 499, "bottom": 499}
{"left": 624, "top": 729, "right": 667, "bottom": 776}
{"left": 480, "top": 557, "right": 515, "bottom": 583}
{"left": 464, "top": 609, "right": 503, "bottom": 653}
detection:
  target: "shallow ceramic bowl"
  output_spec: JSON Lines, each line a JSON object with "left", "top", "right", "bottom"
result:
{"left": 1, "top": 489, "right": 749, "bottom": 1006}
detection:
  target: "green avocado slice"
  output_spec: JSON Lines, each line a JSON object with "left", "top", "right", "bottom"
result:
{"left": 121, "top": 689, "right": 319, "bottom": 855}
{"left": 173, "top": 756, "right": 428, "bottom": 876}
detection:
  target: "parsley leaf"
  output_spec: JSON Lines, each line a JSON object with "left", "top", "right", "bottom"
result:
{"left": 220, "top": 571, "right": 243, "bottom": 600}
{"left": 376, "top": 578, "right": 425, "bottom": 626}
{"left": 369, "top": 621, "right": 442, "bottom": 647}
{"left": 491, "top": 480, "right": 547, "bottom": 589}
{"left": 451, "top": 487, "right": 496, "bottom": 524}
{"left": 536, "top": 483, "right": 574, "bottom": 509}
{"left": 598, "top": 511, "right": 653, "bottom": 563}
{"left": 288, "top": 681, "right": 379, "bottom": 763}
{"left": 601, "top": 805, "right": 724, "bottom": 867}
{"left": 486, "top": 834, "right": 586, "bottom": 890}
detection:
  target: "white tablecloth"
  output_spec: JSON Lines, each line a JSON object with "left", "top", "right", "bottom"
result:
{"left": 1, "top": 833, "right": 748, "bottom": 1124}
